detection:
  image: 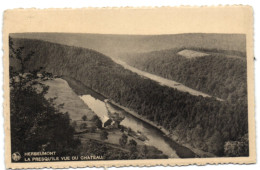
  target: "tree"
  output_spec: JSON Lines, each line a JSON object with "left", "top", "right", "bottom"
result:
{"left": 9, "top": 39, "right": 80, "bottom": 156}
{"left": 82, "top": 115, "right": 87, "bottom": 121}
{"left": 95, "top": 118, "right": 103, "bottom": 129}
{"left": 92, "top": 115, "right": 102, "bottom": 128}
{"left": 128, "top": 139, "right": 137, "bottom": 154}
{"left": 224, "top": 134, "right": 249, "bottom": 157}
{"left": 119, "top": 134, "right": 128, "bottom": 147}
{"left": 128, "top": 139, "right": 137, "bottom": 147}
{"left": 100, "top": 130, "right": 109, "bottom": 140}
{"left": 120, "top": 125, "right": 125, "bottom": 132}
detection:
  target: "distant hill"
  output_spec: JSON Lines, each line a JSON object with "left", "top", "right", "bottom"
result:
{"left": 10, "top": 33, "right": 246, "bottom": 58}
{"left": 10, "top": 38, "right": 248, "bottom": 156}
{"left": 120, "top": 48, "right": 247, "bottom": 102}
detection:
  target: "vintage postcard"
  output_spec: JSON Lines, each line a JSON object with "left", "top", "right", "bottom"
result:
{"left": 3, "top": 6, "right": 255, "bottom": 169}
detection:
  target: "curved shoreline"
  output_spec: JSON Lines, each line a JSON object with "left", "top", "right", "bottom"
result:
{"left": 107, "top": 100, "right": 197, "bottom": 158}
{"left": 63, "top": 77, "right": 210, "bottom": 158}
{"left": 111, "top": 58, "right": 223, "bottom": 101}
{"left": 107, "top": 100, "right": 215, "bottom": 158}
{"left": 108, "top": 100, "right": 170, "bottom": 136}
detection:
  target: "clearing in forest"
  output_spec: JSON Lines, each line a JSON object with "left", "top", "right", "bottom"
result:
{"left": 178, "top": 49, "right": 210, "bottom": 58}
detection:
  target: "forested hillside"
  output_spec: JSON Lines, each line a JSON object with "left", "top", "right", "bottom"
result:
{"left": 120, "top": 48, "right": 247, "bottom": 103}
{"left": 10, "top": 33, "right": 246, "bottom": 58}
{"left": 11, "top": 38, "right": 248, "bottom": 156}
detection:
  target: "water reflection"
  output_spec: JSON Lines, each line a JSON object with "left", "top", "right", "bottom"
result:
{"left": 80, "top": 94, "right": 178, "bottom": 158}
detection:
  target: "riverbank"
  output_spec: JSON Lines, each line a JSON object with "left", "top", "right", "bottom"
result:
{"left": 108, "top": 100, "right": 215, "bottom": 158}
{"left": 107, "top": 100, "right": 198, "bottom": 158}
{"left": 108, "top": 100, "right": 170, "bottom": 136}
{"left": 111, "top": 58, "right": 223, "bottom": 101}
{"left": 62, "top": 76, "right": 210, "bottom": 158}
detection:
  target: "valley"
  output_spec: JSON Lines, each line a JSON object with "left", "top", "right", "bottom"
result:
{"left": 44, "top": 77, "right": 169, "bottom": 159}
{"left": 10, "top": 34, "right": 249, "bottom": 158}
{"left": 118, "top": 48, "right": 247, "bottom": 102}
{"left": 110, "top": 58, "right": 221, "bottom": 100}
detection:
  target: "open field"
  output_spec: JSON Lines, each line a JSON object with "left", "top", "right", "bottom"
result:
{"left": 43, "top": 78, "right": 96, "bottom": 121}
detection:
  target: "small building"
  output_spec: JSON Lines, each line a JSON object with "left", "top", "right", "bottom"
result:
{"left": 103, "top": 118, "right": 113, "bottom": 127}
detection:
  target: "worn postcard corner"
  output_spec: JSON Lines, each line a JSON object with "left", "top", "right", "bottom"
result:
{"left": 3, "top": 6, "right": 255, "bottom": 169}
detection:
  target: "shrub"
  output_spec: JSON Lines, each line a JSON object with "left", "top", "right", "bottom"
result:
{"left": 119, "top": 134, "right": 128, "bottom": 147}
{"left": 82, "top": 115, "right": 87, "bottom": 121}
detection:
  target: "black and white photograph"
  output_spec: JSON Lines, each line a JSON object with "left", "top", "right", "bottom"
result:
{"left": 3, "top": 7, "right": 255, "bottom": 168}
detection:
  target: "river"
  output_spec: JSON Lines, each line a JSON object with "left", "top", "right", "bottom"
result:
{"left": 111, "top": 58, "right": 223, "bottom": 101}
{"left": 80, "top": 93, "right": 196, "bottom": 158}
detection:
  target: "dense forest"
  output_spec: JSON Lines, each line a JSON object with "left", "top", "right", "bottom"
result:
{"left": 9, "top": 44, "right": 81, "bottom": 159}
{"left": 119, "top": 48, "right": 247, "bottom": 103}
{"left": 11, "top": 38, "right": 249, "bottom": 157}
{"left": 9, "top": 39, "right": 152, "bottom": 161}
